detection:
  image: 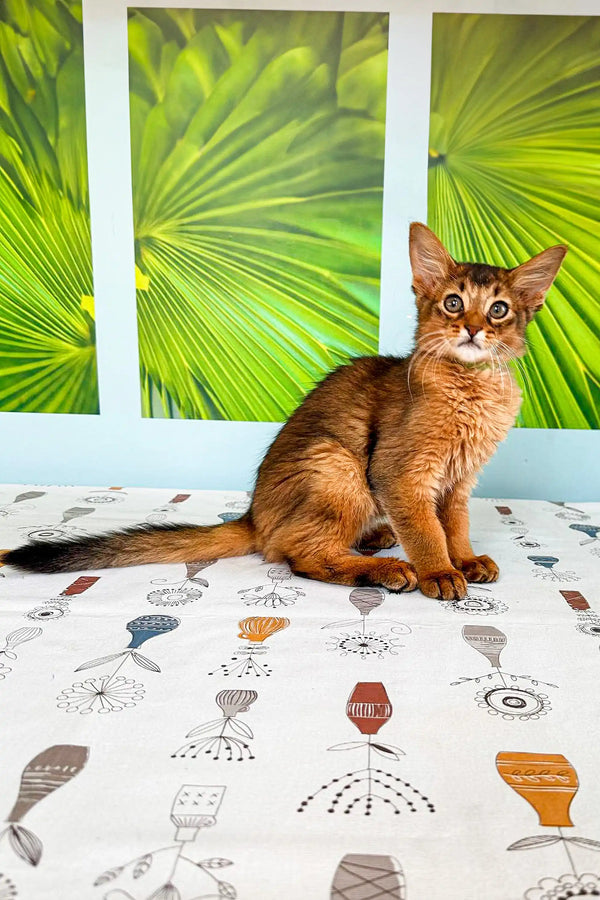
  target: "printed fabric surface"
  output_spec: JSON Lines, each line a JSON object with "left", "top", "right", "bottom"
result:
{"left": 0, "top": 486, "right": 599, "bottom": 900}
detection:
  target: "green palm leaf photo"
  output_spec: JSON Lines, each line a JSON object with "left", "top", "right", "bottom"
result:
{"left": 429, "top": 13, "right": 600, "bottom": 429}
{"left": 128, "top": 9, "right": 388, "bottom": 420}
{"left": 0, "top": 0, "right": 97, "bottom": 414}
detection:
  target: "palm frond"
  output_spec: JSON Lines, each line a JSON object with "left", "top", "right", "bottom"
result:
{"left": 428, "top": 13, "right": 600, "bottom": 429}
{"left": 128, "top": 10, "right": 388, "bottom": 420}
{"left": 0, "top": 0, "right": 97, "bottom": 414}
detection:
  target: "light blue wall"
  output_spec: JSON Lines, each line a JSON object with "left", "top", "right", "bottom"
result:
{"left": 1, "top": 413, "right": 599, "bottom": 501}
{"left": 0, "top": 0, "right": 598, "bottom": 501}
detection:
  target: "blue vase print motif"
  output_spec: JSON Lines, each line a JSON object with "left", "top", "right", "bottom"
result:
{"left": 57, "top": 615, "right": 180, "bottom": 714}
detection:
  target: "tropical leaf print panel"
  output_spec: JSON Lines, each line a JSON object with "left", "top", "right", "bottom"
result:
{"left": 0, "top": 1, "right": 98, "bottom": 414}
{"left": 128, "top": 10, "right": 388, "bottom": 421}
{"left": 428, "top": 14, "right": 600, "bottom": 430}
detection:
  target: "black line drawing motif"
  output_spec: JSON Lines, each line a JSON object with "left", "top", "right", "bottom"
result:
{"left": 560, "top": 590, "right": 600, "bottom": 638}
{"left": 495, "top": 505, "right": 526, "bottom": 529}
{"left": 147, "top": 561, "right": 217, "bottom": 608}
{"left": 94, "top": 785, "right": 235, "bottom": 900}
{"left": 298, "top": 682, "right": 435, "bottom": 817}
{"left": 0, "top": 627, "right": 42, "bottom": 680}
{"left": 494, "top": 503, "right": 548, "bottom": 551}
{"left": 551, "top": 501, "right": 590, "bottom": 522}
{"left": 209, "top": 616, "right": 290, "bottom": 677}
{"left": 322, "top": 588, "right": 411, "bottom": 660}
{"left": 511, "top": 531, "right": 545, "bottom": 550}
{"left": 0, "top": 491, "right": 46, "bottom": 519}
{"left": 20, "top": 505, "right": 95, "bottom": 541}
{"left": 172, "top": 690, "right": 258, "bottom": 761}
{"left": 0, "top": 745, "right": 89, "bottom": 866}
{"left": 78, "top": 487, "right": 127, "bottom": 504}
{"left": 439, "top": 584, "right": 508, "bottom": 616}
{"left": 239, "top": 564, "right": 305, "bottom": 608}
{"left": 451, "top": 626, "right": 557, "bottom": 720}
{"left": 331, "top": 854, "right": 406, "bottom": 899}
{"left": 0, "top": 873, "right": 17, "bottom": 898}
{"left": 497, "top": 751, "right": 600, "bottom": 899}
{"left": 57, "top": 615, "right": 179, "bottom": 714}
{"left": 528, "top": 556, "right": 580, "bottom": 582}
{"left": 146, "top": 493, "right": 191, "bottom": 525}
{"left": 25, "top": 575, "right": 100, "bottom": 621}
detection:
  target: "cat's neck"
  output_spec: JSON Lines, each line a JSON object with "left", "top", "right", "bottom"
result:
{"left": 410, "top": 348, "right": 508, "bottom": 377}
{"left": 405, "top": 349, "right": 522, "bottom": 423}
{"left": 408, "top": 349, "right": 520, "bottom": 398}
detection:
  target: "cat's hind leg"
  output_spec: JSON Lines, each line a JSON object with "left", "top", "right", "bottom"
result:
{"left": 255, "top": 440, "right": 415, "bottom": 590}
{"left": 286, "top": 550, "right": 417, "bottom": 591}
{"left": 355, "top": 519, "right": 398, "bottom": 552}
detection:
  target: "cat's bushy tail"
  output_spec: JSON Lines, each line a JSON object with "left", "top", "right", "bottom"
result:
{"left": 1, "top": 516, "right": 256, "bottom": 574}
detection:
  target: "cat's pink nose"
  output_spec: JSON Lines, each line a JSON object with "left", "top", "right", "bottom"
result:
{"left": 465, "top": 325, "right": 480, "bottom": 338}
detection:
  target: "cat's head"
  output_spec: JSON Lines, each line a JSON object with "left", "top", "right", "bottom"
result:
{"left": 408, "top": 223, "right": 567, "bottom": 365}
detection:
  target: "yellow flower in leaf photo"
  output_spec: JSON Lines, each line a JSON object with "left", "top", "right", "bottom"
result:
{"left": 0, "top": 0, "right": 97, "bottom": 413}
{"left": 128, "top": 9, "right": 389, "bottom": 421}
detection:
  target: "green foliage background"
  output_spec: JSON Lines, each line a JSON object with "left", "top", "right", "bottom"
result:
{"left": 128, "top": 10, "right": 388, "bottom": 420}
{"left": 0, "top": 0, "right": 97, "bottom": 414}
{"left": 429, "top": 14, "right": 600, "bottom": 429}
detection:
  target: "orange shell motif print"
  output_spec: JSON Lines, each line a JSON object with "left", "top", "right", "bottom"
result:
{"left": 497, "top": 752, "right": 600, "bottom": 898}
{"left": 209, "top": 616, "right": 291, "bottom": 677}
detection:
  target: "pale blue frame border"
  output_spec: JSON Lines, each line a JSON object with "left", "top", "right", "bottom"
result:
{"left": 0, "top": 0, "right": 597, "bottom": 501}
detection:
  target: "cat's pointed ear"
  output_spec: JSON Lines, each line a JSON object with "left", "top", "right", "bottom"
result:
{"left": 509, "top": 245, "right": 567, "bottom": 315}
{"left": 409, "top": 223, "right": 455, "bottom": 295}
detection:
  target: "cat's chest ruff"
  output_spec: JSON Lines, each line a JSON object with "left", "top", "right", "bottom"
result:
{"left": 428, "top": 374, "right": 520, "bottom": 479}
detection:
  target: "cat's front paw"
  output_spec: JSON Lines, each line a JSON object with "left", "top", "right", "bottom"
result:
{"left": 458, "top": 555, "right": 499, "bottom": 583}
{"left": 377, "top": 559, "right": 418, "bottom": 592}
{"left": 418, "top": 568, "right": 468, "bottom": 600}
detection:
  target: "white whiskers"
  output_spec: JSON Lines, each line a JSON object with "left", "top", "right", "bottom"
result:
{"left": 407, "top": 333, "right": 447, "bottom": 401}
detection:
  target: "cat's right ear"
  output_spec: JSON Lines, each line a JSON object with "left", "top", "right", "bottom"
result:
{"left": 409, "top": 223, "right": 455, "bottom": 297}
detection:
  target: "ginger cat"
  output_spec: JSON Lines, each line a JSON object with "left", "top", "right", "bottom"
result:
{"left": 3, "top": 224, "right": 566, "bottom": 600}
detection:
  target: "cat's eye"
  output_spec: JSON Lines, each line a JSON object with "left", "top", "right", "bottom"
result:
{"left": 489, "top": 301, "right": 509, "bottom": 320}
{"left": 443, "top": 294, "right": 464, "bottom": 313}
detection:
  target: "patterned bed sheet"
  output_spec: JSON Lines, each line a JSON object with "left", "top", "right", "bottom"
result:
{"left": 0, "top": 485, "right": 599, "bottom": 900}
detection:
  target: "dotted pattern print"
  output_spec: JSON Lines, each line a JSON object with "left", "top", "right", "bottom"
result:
{"left": 209, "top": 616, "right": 290, "bottom": 677}
{"left": 322, "top": 588, "right": 411, "bottom": 660}
{"left": 0, "top": 486, "right": 598, "bottom": 898}
{"left": 172, "top": 690, "right": 259, "bottom": 761}
{"left": 298, "top": 683, "right": 435, "bottom": 817}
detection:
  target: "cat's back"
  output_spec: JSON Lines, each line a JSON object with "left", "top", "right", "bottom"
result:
{"left": 265, "top": 354, "right": 408, "bottom": 460}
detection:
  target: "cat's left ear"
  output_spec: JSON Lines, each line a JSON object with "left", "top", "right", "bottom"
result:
{"left": 509, "top": 245, "right": 567, "bottom": 318}
{"left": 409, "top": 222, "right": 455, "bottom": 296}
